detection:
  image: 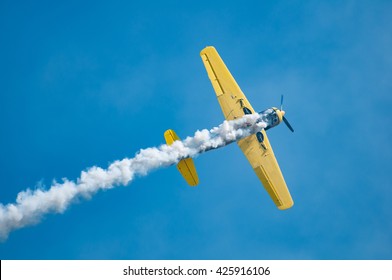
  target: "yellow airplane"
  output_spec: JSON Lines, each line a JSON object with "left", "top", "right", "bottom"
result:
{"left": 164, "top": 46, "right": 294, "bottom": 210}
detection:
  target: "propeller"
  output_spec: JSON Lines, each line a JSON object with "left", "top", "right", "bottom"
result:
{"left": 280, "top": 95, "right": 294, "bottom": 132}
{"left": 283, "top": 116, "right": 294, "bottom": 132}
{"left": 280, "top": 94, "right": 284, "bottom": 111}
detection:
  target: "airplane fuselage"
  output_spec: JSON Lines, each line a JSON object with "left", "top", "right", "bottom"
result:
{"left": 259, "top": 107, "right": 286, "bottom": 130}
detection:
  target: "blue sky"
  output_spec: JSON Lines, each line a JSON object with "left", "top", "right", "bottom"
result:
{"left": 1, "top": 0, "right": 391, "bottom": 259}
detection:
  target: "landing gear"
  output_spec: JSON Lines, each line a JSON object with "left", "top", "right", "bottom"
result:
{"left": 243, "top": 107, "right": 252, "bottom": 115}
{"left": 256, "top": 131, "right": 267, "bottom": 150}
{"left": 256, "top": 132, "right": 264, "bottom": 142}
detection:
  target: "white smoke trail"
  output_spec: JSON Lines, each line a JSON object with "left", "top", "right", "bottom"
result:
{"left": 0, "top": 113, "right": 267, "bottom": 240}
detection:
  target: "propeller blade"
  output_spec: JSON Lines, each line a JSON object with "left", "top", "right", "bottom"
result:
{"left": 283, "top": 116, "right": 294, "bottom": 132}
{"left": 280, "top": 95, "right": 284, "bottom": 110}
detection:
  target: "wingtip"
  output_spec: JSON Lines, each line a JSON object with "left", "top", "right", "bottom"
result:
{"left": 164, "top": 129, "right": 179, "bottom": 145}
{"left": 188, "top": 177, "right": 200, "bottom": 187}
{"left": 278, "top": 200, "right": 294, "bottom": 210}
{"left": 200, "top": 46, "right": 216, "bottom": 56}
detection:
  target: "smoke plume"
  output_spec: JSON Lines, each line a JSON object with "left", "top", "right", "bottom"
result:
{"left": 0, "top": 113, "right": 266, "bottom": 240}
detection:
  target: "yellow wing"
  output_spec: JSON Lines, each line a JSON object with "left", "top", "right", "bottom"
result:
{"left": 200, "top": 46, "right": 293, "bottom": 210}
{"left": 237, "top": 135, "right": 294, "bottom": 210}
{"left": 200, "top": 46, "right": 254, "bottom": 120}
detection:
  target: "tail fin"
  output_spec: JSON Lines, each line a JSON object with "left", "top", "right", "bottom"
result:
{"left": 164, "top": 129, "right": 199, "bottom": 186}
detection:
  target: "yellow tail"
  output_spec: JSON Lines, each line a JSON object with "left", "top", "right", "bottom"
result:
{"left": 164, "top": 129, "right": 199, "bottom": 186}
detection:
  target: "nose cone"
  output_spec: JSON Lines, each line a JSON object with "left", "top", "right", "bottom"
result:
{"left": 276, "top": 109, "right": 285, "bottom": 123}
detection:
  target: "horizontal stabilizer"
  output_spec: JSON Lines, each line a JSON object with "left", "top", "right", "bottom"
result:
{"left": 164, "top": 129, "right": 199, "bottom": 186}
